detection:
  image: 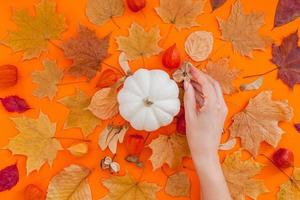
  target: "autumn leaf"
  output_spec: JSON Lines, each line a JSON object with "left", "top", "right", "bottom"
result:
{"left": 240, "top": 77, "right": 264, "bottom": 91}
{"left": 0, "top": 96, "right": 30, "bottom": 113}
{"left": 98, "top": 125, "right": 128, "bottom": 154}
{"left": 295, "top": 124, "right": 300, "bottom": 133}
{"left": 46, "top": 165, "right": 91, "bottom": 200}
{"left": 32, "top": 60, "right": 63, "bottom": 100}
{"left": 205, "top": 58, "right": 240, "bottom": 95}
{"left": 155, "top": 0, "right": 204, "bottom": 30}
{"left": 272, "top": 31, "right": 300, "bottom": 89}
{"left": 0, "top": 164, "right": 19, "bottom": 192}
{"left": 116, "top": 23, "right": 162, "bottom": 60}
{"left": 165, "top": 172, "right": 190, "bottom": 197}
{"left": 6, "top": 112, "right": 62, "bottom": 174}
{"left": 63, "top": 25, "right": 110, "bottom": 80}
{"left": 86, "top": 0, "right": 124, "bottom": 26}
{"left": 2, "top": 0, "right": 66, "bottom": 60}
{"left": 67, "top": 143, "right": 89, "bottom": 157}
{"left": 274, "top": 0, "right": 300, "bottom": 27}
{"left": 211, "top": 0, "right": 227, "bottom": 10}
{"left": 229, "top": 91, "right": 293, "bottom": 156}
{"left": 148, "top": 134, "right": 190, "bottom": 170}
{"left": 185, "top": 31, "right": 214, "bottom": 62}
{"left": 222, "top": 151, "right": 269, "bottom": 200}
{"left": 59, "top": 90, "right": 100, "bottom": 138}
{"left": 101, "top": 173, "right": 160, "bottom": 200}
{"left": 88, "top": 86, "right": 119, "bottom": 120}
{"left": 277, "top": 167, "right": 300, "bottom": 199}
{"left": 218, "top": 0, "right": 271, "bottom": 57}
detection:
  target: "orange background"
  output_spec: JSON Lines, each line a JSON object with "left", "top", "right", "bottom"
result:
{"left": 0, "top": 0, "right": 300, "bottom": 199}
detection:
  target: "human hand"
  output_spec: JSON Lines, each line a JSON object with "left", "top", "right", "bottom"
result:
{"left": 184, "top": 66, "right": 228, "bottom": 160}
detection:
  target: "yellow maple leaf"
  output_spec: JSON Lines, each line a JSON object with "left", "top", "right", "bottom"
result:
{"left": 148, "top": 134, "right": 190, "bottom": 170}
{"left": 59, "top": 90, "right": 101, "bottom": 138}
{"left": 101, "top": 173, "right": 160, "bottom": 200}
{"left": 222, "top": 151, "right": 269, "bottom": 200}
{"left": 155, "top": 0, "right": 204, "bottom": 30}
{"left": 205, "top": 58, "right": 240, "bottom": 95}
{"left": 229, "top": 91, "right": 293, "bottom": 156}
{"left": 2, "top": 0, "right": 66, "bottom": 60}
{"left": 218, "top": 0, "right": 271, "bottom": 57}
{"left": 32, "top": 60, "right": 63, "bottom": 100}
{"left": 165, "top": 172, "right": 190, "bottom": 197}
{"left": 86, "top": 0, "right": 124, "bottom": 26}
{"left": 46, "top": 165, "right": 91, "bottom": 200}
{"left": 277, "top": 168, "right": 300, "bottom": 200}
{"left": 116, "top": 22, "right": 162, "bottom": 60}
{"left": 6, "top": 112, "right": 62, "bottom": 174}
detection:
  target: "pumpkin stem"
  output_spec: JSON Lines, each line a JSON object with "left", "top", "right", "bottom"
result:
{"left": 143, "top": 98, "right": 153, "bottom": 106}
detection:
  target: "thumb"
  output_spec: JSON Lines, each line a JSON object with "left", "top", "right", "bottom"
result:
{"left": 184, "top": 81, "right": 196, "bottom": 120}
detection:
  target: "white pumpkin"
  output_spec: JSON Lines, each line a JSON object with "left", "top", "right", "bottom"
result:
{"left": 117, "top": 69, "right": 180, "bottom": 131}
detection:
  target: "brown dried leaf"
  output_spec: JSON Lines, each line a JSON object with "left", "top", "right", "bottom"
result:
{"left": 185, "top": 31, "right": 214, "bottom": 62}
{"left": 165, "top": 172, "right": 190, "bottom": 197}
{"left": 222, "top": 151, "right": 269, "bottom": 200}
{"left": 32, "top": 60, "right": 63, "bottom": 100}
{"left": 218, "top": 0, "right": 271, "bottom": 57}
{"left": 229, "top": 91, "right": 293, "bottom": 156}
{"left": 46, "top": 165, "right": 91, "bottom": 200}
{"left": 88, "top": 86, "right": 119, "bottom": 120}
{"left": 277, "top": 167, "right": 300, "bottom": 199}
{"left": 116, "top": 23, "right": 161, "bottom": 60}
{"left": 205, "top": 58, "right": 240, "bottom": 94}
{"left": 63, "top": 25, "right": 110, "bottom": 80}
{"left": 101, "top": 173, "right": 160, "bottom": 200}
{"left": 155, "top": 0, "right": 205, "bottom": 30}
{"left": 59, "top": 90, "right": 101, "bottom": 138}
{"left": 86, "top": 0, "right": 124, "bottom": 26}
{"left": 148, "top": 134, "right": 190, "bottom": 170}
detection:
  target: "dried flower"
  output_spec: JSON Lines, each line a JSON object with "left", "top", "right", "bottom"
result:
{"left": 172, "top": 62, "right": 192, "bottom": 83}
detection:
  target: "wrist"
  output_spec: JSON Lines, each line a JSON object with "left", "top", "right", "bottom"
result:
{"left": 192, "top": 151, "right": 220, "bottom": 171}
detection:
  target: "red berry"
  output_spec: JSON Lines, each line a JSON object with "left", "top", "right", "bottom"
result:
{"left": 272, "top": 148, "right": 294, "bottom": 169}
{"left": 162, "top": 44, "right": 181, "bottom": 69}
{"left": 126, "top": 134, "right": 144, "bottom": 156}
{"left": 176, "top": 108, "right": 186, "bottom": 135}
{"left": 126, "top": 0, "right": 146, "bottom": 12}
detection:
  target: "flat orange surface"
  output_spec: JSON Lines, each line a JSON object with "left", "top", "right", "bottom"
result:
{"left": 0, "top": 0, "right": 300, "bottom": 199}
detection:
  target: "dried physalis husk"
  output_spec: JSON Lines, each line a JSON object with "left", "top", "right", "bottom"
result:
{"left": 67, "top": 143, "right": 88, "bottom": 157}
{"left": 240, "top": 77, "right": 264, "bottom": 91}
{"left": 101, "top": 156, "right": 112, "bottom": 170}
{"left": 172, "top": 62, "right": 192, "bottom": 83}
{"left": 109, "top": 162, "right": 120, "bottom": 173}
{"left": 0, "top": 65, "right": 18, "bottom": 88}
